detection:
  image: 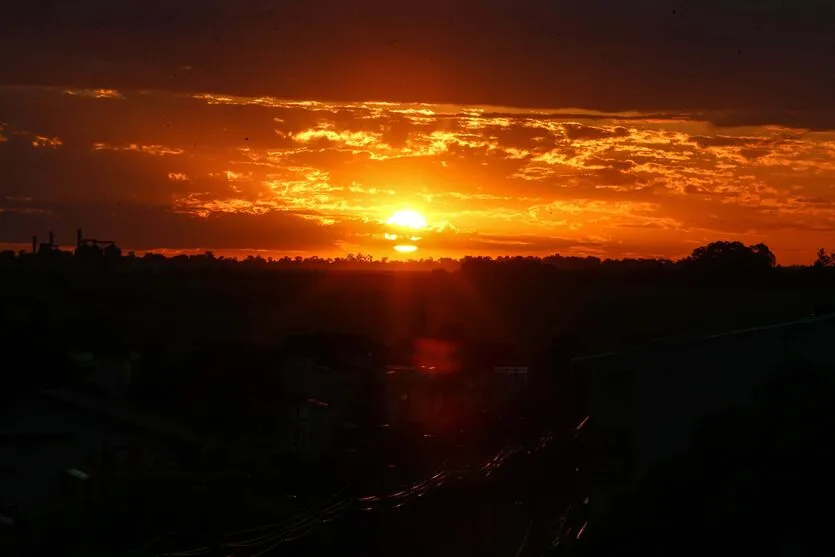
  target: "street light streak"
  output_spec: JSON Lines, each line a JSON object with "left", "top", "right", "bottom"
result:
{"left": 165, "top": 429, "right": 569, "bottom": 556}
{"left": 576, "top": 521, "right": 588, "bottom": 539}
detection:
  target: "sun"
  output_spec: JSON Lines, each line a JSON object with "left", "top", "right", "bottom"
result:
{"left": 387, "top": 209, "right": 427, "bottom": 230}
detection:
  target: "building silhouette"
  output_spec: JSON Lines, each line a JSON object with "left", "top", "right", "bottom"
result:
{"left": 33, "top": 230, "right": 60, "bottom": 257}
{"left": 74, "top": 228, "right": 121, "bottom": 259}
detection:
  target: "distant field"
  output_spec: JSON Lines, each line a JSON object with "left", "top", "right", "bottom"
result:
{"left": 1, "top": 268, "right": 833, "bottom": 354}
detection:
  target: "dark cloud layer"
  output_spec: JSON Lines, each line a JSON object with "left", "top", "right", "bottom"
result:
{"left": 1, "top": 0, "right": 834, "bottom": 119}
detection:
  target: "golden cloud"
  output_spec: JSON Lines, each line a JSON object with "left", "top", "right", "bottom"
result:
{"left": 292, "top": 126, "right": 386, "bottom": 149}
{"left": 187, "top": 106, "right": 835, "bottom": 262}
{"left": 92, "top": 142, "right": 184, "bottom": 155}
{"left": 10, "top": 87, "right": 835, "bottom": 263}
{"left": 65, "top": 88, "right": 125, "bottom": 100}
{"left": 173, "top": 195, "right": 280, "bottom": 218}
{"left": 32, "top": 135, "right": 62, "bottom": 148}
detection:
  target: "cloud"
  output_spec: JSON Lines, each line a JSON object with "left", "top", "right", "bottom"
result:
{"left": 4, "top": 0, "right": 835, "bottom": 122}
{"left": 425, "top": 232, "right": 605, "bottom": 253}
{"left": 563, "top": 124, "right": 630, "bottom": 141}
{"left": 0, "top": 198, "right": 365, "bottom": 252}
{"left": 3, "top": 85, "right": 835, "bottom": 263}
{"left": 693, "top": 110, "right": 835, "bottom": 132}
{"left": 64, "top": 88, "right": 125, "bottom": 100}
{"left": 292, "top": 126, "right": 386, "bottom": 149}
{"left": 32, "top": 135, "right": 62, "bottom": 148}
{"left": 689, "top": 135, "right": 769, "bottom": 149}
{"left": 92, "top": 142, "right": 183, "bottom": 155}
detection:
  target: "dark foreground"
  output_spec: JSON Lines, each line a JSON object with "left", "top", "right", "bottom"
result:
{"left": 146, "top": 431, "right": 586, "bottom": 557}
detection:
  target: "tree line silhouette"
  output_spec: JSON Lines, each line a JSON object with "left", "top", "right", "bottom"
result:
{"left": 0, "top": 239, "right": 816, "bottom": 274}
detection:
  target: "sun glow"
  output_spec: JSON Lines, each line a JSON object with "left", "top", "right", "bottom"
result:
{"left": 385, "top": 210, "right": 426, "bottom": 256}
{"left": 394, "top": 245, "right": 418, "bottom": 253}
{"left": 387, "top": 209, "right": 427, "bottom": 230}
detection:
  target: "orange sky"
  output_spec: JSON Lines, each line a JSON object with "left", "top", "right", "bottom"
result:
{"left": 2, "top": 1, "right": 835, "bottom": 265}
{"left": 2, "top": 86, "right": 835, "bottom": 264}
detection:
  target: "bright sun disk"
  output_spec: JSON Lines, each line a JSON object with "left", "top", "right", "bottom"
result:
{"left": 387, "top": 209, "right": 427, "bottom": 229}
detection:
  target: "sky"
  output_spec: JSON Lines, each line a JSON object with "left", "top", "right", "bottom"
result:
{"left": 2, "top": 0, "right": 835, "bottom": 263}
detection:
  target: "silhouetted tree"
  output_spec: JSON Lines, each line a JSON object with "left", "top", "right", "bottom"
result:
{"left": 11, "top": 234, "right": 834, "bottom": 276}
{"left": 543, "top": 254, "right": 602, "bottom": 270}
{"left": 814, "top": 248, "right": 834, "bottom": 268}
{"left": 684, "top": 240, "right": 776, "bottom": 273}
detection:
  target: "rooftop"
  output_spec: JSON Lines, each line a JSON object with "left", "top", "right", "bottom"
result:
{"left": 573, "top": 313, "right": 835, "bottom": 364}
